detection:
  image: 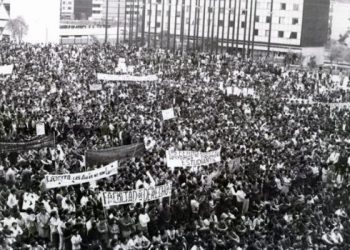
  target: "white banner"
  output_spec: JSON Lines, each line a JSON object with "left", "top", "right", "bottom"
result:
{"left": 44, "top": 161, "right": 119, "bottom": 189}
{"left": 102, "top": 183, "right": 172, "bottom": 207}
{"left": 89, "top": 84, "right": 102, "bottom": 91}
{"left": 226, "top": 87, "right": 233, "bottom": 96}
{"left": 0, "top": 64, "right": 14, "bottom": 75}
{"left": 36, "top": 123, "right": 45, "bottom": 136}
{"left": 97, "top": 73, "right": 158, "bottom": 82}
{"left": 166, "top": 149, "right": 221, "bottom": 168}
{"left": 329, "top": 102, "right": 350, "bottom": 111}
{"left": 162, "top": 108, "right": 175, "bottom": 120}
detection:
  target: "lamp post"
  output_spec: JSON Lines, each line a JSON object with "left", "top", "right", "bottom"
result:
{"left": 104, "top": 0, "right": 109, "bottom": 43}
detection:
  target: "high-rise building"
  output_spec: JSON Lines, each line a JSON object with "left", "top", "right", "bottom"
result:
{"left": 139, "top": 0, "right": 330, "bottom": 61}
{"left": 74, "top": 0, "right": 93, "bottom": 20}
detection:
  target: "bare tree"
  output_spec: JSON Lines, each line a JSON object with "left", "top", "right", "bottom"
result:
{"left": 6, "top": 16, "right": 29, "bottom": 43}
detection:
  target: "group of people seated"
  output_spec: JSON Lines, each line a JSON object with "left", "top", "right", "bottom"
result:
{"left": 0, "top": 41, "right": 349, "bottom": 250}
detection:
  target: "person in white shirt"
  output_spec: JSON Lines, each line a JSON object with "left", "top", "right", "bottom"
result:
{"left": 71, "top": 230, "right": 82, "bottom": 250}
{"left": 138, "top": 208, "right": 150, "bottom": 235}
{"left": 134, "top": 231, "right": 151, "bottom": 249}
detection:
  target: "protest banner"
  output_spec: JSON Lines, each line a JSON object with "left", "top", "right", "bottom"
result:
{"left": 102, "top": 182, "right": 172, "bottom": 207}
{"left": 97, "top": 73, "right": 158, "bottom": 82}
{"left": 329, "top": 103, "right": 350, "bottom": 111}
{"left": 162, "top": 108, "right": 175, "bottom": 120}
{"left": 86, "top": 143, "right": 145, "bottom": 166}
{"left": 0, "top": 64, "right": 14, "bottom": 75}
{"left": 36, "top": 123, "right": 45, "bottom": 136}
{"left": 44, "top": 160, "right": 119, "bottom": 189}
{"left": 89, "top": 84, "right": 102, "bottom": 91}
{"left": 0, "top": 135, "right": 55, "bottom": 153}
{"left": 166, "top": 148, "right": 221, "bottom": 168}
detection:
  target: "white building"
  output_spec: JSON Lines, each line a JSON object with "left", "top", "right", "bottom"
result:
{"left": 61, "top": 0, "right": 75, "bottom": 20}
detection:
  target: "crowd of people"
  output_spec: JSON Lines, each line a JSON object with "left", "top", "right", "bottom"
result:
{"left": 0, "top": 40, "right": 349, "bottom": 250}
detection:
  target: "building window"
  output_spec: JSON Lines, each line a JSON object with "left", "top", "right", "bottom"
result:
{"left": 241, "top": 21, "right": 246, "bottom": 28}
{"left": 176, "top": 11, "right": 181, "bottom": 17}
{"left": 220, "top": 8, "right": 225, "bottom": 13}
{"left": 278, "top": 31, "right": 284, "bottom": 38}
{"left": 186, "top": 18, "right": 190, "bottom": 24}
{"left": 255, "top": 16, "right": 260, "bottom": 22}
{"left": 229, "top": 20, "right": 234, "bottom": 27}
{"left": 156, "top": 0, "right": 161, "bottom": 3}
{"left": 254, "top": 29, "right": 258, "bottom": 36}
{"left": 218, "top": 20, "right": 224, "bottom": 26}
{"left": 290, "top": 32, "right": 297, "bottom": 39}
{"left": 92, "top": 4, "right": 101, "bottom": 8}
{"left": 242, "top": 10, "right": 247, "bottom": 15}
{"left": 186, "top": 6, "right": 190, "bottom": 12}
{"left": 292, "top": 18, "right": 298, "bottom": 25}
{"left": 157, "top": 10, "right": 162, "bottom": 16}
{"left": 293, "top": 4, "right": 299, "bottom": 11}
{"left": 208, "top": 7, "right": 213, "bottom": 13}
{"left": 156, "top": 22, "right": 161, "bottom": 28}
{"left": 92, "top": 10, "right": 100, "bottom": 14}
{"left": 265, "top": 30, "right": 269, "bottom": 37}
{"left": 279, "top": 17, "right": 285, "bottom": 24}
{"left": 280, "top": 3, "right": 286, "bottom": 10}
{"left": 266, "top": 16, "right": 271, "bottom": 23}
{"left": 266, "top": 2, "right": 271, "bottom": 10}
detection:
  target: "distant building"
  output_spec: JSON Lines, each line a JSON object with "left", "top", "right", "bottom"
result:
{"left": 0, "top": 1, "right": 10, "bottom": 39}
{"left": 61, "top": 0, "right": 75, "bottom": 20}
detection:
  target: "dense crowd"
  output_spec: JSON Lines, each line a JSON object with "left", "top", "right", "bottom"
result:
{"left": 0, "top": 41, "right": 349, "bottom": 250}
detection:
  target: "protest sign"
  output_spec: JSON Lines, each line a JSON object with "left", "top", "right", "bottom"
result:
{"left": 86, "top": 143, "right": 145, "bottom": 166}
{"left": 97, "top": 73, "right": 158, "bottom": 82}
{"left": 226, "top": 87, "right": 233, "bottom": 96}
{"left": 22, "top": 192, "right": 39, "bottom": 211}
{"left": 166, "top": 149, "right": 221, "bottom": 168}
{"left": 0, "top": 64, "right": 14, "bottom": 75}
{"left": 162, "top": 108, "right": 175, "bottom": 120}
{"left": 44, "top": 160, "right": 119, "bottom": 189}
{"left": 102, "top": 182, "right": 172, "bottom": 207}
{"left": 0, "top": 135, "right": 55, "bottom": 153}
{"left": 36, "top": 123, "right": 45, "bottom": 136}
{"left": 89, "top": 84, "right": 102, "bottom": 91}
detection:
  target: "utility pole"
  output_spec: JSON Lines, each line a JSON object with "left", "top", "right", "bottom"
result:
{"left": 104, "top": 0, "right": 109, "bottom": 43}
{"left": 267, "top": 0, "right": 274, "bottom": 57}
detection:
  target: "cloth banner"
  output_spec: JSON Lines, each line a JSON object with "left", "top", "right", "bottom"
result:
{"left": 86, "top": 143, "right": 145, "bottom": 166}
{"left": 166, "top": 149, "right": 221, "bottom": 168}
{"left": 44, "top": 160, "right": 119, "bottom": 189}
{"left": 36, "top": 123, "right": 45, "bottom": 136}
{"left": 89, "top": 84, "right": 102, "bottom": 91}
{"left": 162, "top": 108, "right": 175, "bottom": 120}
{"left": 0, "top": 135, "right": 55, "bottom": 153}
{"left": 0, "top": 64, "right": 14, "bottom": 75}
{"left": 97, "top": 73, "right": 158, "bottom": 82}
{"left": 102, "top": 183, "right": 172, "bottom": 207}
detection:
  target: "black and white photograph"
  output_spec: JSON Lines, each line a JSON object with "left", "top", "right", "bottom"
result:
{"left": 0, "top": 0, "right": 349, "bottom": 249}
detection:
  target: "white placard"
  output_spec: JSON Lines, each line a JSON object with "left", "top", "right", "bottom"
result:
{"left": 162, "top": 108, "right": 175, "bottom": 120}
{"left": 0, "top": 65, "right": 14, "bottom": 75}
{"left": 90, "top": 84, "right": 102, "bottom": 91}
{"left": 166, "top": 149, "right": 221, "bottom": 168}
{"left": 36, "top": 123, "right": 46, "bottom": 136}
{"left": 97, "top": 73, "right": 158, "bottom": 82}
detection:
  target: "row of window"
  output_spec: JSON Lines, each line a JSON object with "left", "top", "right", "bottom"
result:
{"left": 143, "top": 1, "right": 300, "bottom": 12}
{"left": 147, "top": 22, "right": 298, "bottom": 39}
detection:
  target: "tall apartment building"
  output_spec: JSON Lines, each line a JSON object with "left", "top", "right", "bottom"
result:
{"left": 138, "top": 0, "right": 330, "bottom": 61}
